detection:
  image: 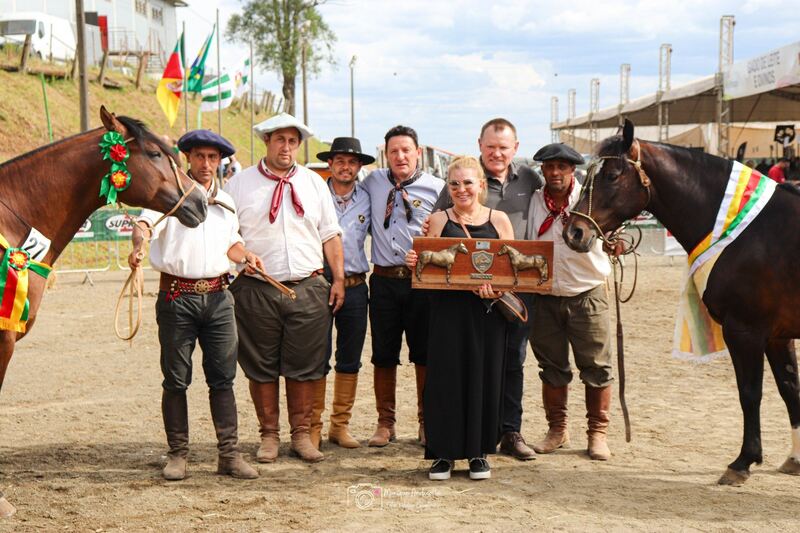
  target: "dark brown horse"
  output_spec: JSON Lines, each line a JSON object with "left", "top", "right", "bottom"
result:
{"left": 0, "top": 107, "right": 207, "bottom": 391}
{"left": 563, "top": 120, "right": 800, "bottom": 486}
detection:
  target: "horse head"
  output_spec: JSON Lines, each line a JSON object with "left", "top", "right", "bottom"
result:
{"left": 457, "top": 242, "right": 469, "bottom": 254}
{"left": 563, "top": 119, "right": 651, "bottom": 253}
{"left": 99, "top": 107, "right": 207, "bottom": 228}
{"left": 497, "top": 244, "right": 509, "bottom": 256}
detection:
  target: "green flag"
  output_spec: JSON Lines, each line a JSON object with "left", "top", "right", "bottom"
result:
{"left": 200, "top": 73, "right": 234, "bottom": 112}
{"left": 186, "top": 24, "right": 214, "bottom": 93}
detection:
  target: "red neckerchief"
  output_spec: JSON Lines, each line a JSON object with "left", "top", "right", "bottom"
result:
{"left": 258, "top": 159, "right": 303, "bottom": 223}
{"left": 537, "top": 178, "right": 575, "bottom": 237}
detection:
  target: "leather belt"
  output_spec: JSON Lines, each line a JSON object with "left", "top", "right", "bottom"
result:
{"left": 344, "top": 273, "right": 367, "bottom": 288}
{"left": 282, "top": 269, "right": 324, "bottom": 287}
{"left": 160, "top": 273, "right": 227, "bottom": 297}
{"left": 372, "top": 265, "right": 412, "bottom": 279}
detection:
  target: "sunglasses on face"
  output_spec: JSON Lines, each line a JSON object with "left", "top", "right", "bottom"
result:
{"left": 447, "top": 179, "right": 478, "bottom": 189}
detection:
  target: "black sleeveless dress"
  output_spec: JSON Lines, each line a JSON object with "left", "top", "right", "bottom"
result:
{"left": 423, "top": 214, "right": 508, "bottom": 460}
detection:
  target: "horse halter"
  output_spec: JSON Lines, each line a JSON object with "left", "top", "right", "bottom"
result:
{"left": 570, "top": 139, "right": 652, "bottom": 246}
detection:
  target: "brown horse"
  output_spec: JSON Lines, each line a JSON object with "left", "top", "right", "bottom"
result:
{"left": 0, "top": 107, "right": 207, "bottom": 392}
{"left": 563, "top": 119, "right": 800, "bottom": 486}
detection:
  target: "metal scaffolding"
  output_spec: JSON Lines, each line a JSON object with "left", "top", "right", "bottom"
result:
{"left": 589, "top": 78, "right": 600, "bottom": 145}
{"left": 550, "top": 96, "right": 559, "bottom": 142}
{"left": 658, "top": 44, "right": 672, "bottom": 141}
{"left": 717, "top": 15, "right": 735, "bottom": 156}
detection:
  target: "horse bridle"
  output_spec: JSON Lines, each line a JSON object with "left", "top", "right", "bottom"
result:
{"left": 570, "top": 139, "right": 652, "bottom": 246}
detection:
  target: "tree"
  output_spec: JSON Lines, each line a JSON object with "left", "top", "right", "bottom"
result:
{"left": 227, "top": 0, "right": 336, "bottom": 116}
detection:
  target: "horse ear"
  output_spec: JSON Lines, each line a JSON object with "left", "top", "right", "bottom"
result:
{"left": 622, "top": 119, "right": 635, "bottom": 152}
{"left": 100, "top": 106, "right": 127, "bottom": 136}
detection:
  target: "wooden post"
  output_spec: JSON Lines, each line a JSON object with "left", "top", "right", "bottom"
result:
{"left": 135, "top": 53, "right": 147, "bottom": 89}
{"left": 97, "top": 49, "right": 109, "bottom": 85}
{"left": 19, "top": 34, "right": 31, "bottom": 73}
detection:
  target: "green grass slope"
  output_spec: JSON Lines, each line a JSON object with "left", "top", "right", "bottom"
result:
{"left": 0, "top": 69, "right": 328, "bottom": 165}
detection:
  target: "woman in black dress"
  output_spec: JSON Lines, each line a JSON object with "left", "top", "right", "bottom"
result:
{"left": 405, "top": 155, "right": 514, "bottom": 480}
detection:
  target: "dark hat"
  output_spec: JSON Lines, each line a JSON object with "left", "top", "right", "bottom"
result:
{"left": 177, "top": 130, "right": 236, "bottom": 159}
{"left": 532, "top": 143, "right": 584, "bottom": 165}
{"left": 316, "top": 137, "right": 375, "bottom": 165}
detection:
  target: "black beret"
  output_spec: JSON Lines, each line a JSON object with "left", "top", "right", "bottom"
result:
{"left": 532, "top": 143, "right": 584, "bottom": 165}
{"left": 177, "top": 130, "right": 235, "bottom": 159}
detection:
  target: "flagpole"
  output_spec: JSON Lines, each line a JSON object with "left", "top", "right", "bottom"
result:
{"left": 182, "top": 21, "right": 188, "bottom": 133}
{"left": 250, "top": 39, "right": 255, "bottom": 165}
{"left": 216, "top": 8, "right": 221, "bottom": 136}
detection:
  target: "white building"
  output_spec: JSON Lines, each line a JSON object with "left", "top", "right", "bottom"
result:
{"left": 0, "top": 0, "right": 185, "bottom": 65}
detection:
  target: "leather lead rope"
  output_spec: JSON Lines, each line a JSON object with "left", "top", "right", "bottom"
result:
{"left": 613, "top": 259, "right": 632, "bottom": 443}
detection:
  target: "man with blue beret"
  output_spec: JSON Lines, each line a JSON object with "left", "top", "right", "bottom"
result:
{"left": 129, "top": 129, "right": 263, "bottom": 481}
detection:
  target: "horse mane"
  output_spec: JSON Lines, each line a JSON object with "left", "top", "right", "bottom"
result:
{"left": 595, "top": 134, "right": 731, "bottom": 175}
{"left": 0, "top": 115, "right": 176, "bottom": 171}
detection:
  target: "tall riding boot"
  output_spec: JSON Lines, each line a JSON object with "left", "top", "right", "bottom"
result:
{"left": 586, "top": 385, "right": 612, "bottom": 460}
{"left": 309, "top": 376, "right": 327, "bottom": 450}
{"left": 249, "top": 380, "right": 280, "bottom": 463}
{"left": 532, "top": 384, "right": 570, "bottom": 454}
{"left": 368, "top": 366, "right": 397, "bottom": 447}
{"left": 162, "top": 389, "right": 189, "bottom": 480}
{"left": 415, "top": 364, "right": 427, "bottom": 446}
{"left": 328, "top": 372, "right": 361, "bottom": 448}
{"left": 209, "top": 388, "right": 259, "bottom": 479}
{"left": 286, "top": 378, "right": 325, "bottom": 463}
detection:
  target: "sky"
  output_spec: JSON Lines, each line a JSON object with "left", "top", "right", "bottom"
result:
{"left": 177, "top": 0, "right": 800, "bottom": 160}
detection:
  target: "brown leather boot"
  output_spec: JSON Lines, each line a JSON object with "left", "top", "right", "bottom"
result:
{"left": 209, "top": 388, "right": 258, "bottom": 479}
{"left": 328, "top": 372, "right": 361, "bottom": 448}
{"left": 286, "top": 378, "right": 325, "bottom": 463}
{"left": 532, "top": 384, "right": 570, "bottom": 454}
{"left": 586, "top": 385, "right": 612, "bottom": 461}
{"left": 499, "top": 432, "right": 537, "bottom": 461}
{"left": 368, "top": 366, "right": 397, "bottom": 447}
{"left": 309, "top": 376, "right": 327, "bottom": 450}
{"left": 249, "top": 380, "right": 280, "bottom": 463}
{"left": 415, "top": 364, "right": 426, "bottom": 446}
{"left": 162, "top": 389, "right": 189, "bottom": 480}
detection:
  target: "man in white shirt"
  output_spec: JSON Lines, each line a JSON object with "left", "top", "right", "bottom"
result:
{"left": 129, "top": 130, "right": 262, "bottom": 481}
{"left": 525, "top": 143, "right": 614, "bottom": 461}
{"left": 224, "top": 113, "right": 345, "bottom": 464}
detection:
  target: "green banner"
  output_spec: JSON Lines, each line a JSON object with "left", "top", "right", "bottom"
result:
{"left": 72, "top": 208, "right": 143, "bottom": 242}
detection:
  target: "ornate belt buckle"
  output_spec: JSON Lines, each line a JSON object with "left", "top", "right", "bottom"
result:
{"left": 397, "top": 267, "right": 407, "bottom": 279}
{"left": 194, "top": 279, "right": 212, "bottom": 294}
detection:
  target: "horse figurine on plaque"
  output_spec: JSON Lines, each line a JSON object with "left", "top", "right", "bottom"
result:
{"left": 415, "top": 242, "right": 469, "bottom": 284}
{"left": 498, "top": 244, "right": 549, "bottom": 286}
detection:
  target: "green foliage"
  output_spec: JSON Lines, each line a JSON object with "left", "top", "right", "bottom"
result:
{"left": 226, "top": 0, "right": 336, "bottom": 113}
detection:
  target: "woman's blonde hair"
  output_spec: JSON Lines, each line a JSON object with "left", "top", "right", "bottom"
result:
{"left": 447, "top": 155, "right": 487, "bottom": 204}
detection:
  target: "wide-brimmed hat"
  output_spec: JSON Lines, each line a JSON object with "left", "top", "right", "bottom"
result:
{"left": 253, "top": 112, "right": 314, "bottom": 142}
{"left": 533, "top": 143, "right": 584, "bottom": 165}
{"left": 316, "top": 137, "right": 375, "bottom": 165}
{"left": 177, "top": 130, "right": 235, "bottom": 158}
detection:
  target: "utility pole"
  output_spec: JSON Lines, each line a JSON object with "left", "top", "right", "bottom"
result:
{"left": 349, "top": 55, "right": 357, "bottom": 137}
{"left": 75, "top": 0, "right": 89, "bottom": 132}
{"left": 302, "top": 42, "right": 309, "bottom": 164}
{"left": 216, "top": 9, "right": 221, "bottom": 136}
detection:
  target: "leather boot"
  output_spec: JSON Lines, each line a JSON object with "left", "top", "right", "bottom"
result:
{"left": 209, "top": 388, "right": 258, "bottom": 479}
{"left": 328, "top": 372, "right": 361, "bottom": 448}
{"left": 286, "top": 378, "right": 325, "bottom": 463}
{"left": 249, "top": 380, "right": 280, "bottom": 463}
{"left": 162, "top": 389, "right": 189, "bottom": 480}
{"left": 586, "top": 385, "right": 612, "bottom": 461}
{"left": 368, "top": 366, "right": 397, "bottom": 447}
{"left": 309, "top": 376, "right": 327, "bottom": 450}
{"left": 415, "top": 364, "right": 426, "bottom": 446}
{"left": 532, "top": 384, "right": 570, "bottom": 454}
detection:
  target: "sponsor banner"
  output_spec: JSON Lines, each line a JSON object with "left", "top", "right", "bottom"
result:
{"left": 723, "top": 41, "right": 800, "bottom": 100}
{"left": 72, "top": 208, "right": 142, "bottom": 241}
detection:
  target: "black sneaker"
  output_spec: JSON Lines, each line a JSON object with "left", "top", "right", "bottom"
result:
{"left": 429, "top": 459, "right": 452, "bottom": 480}
{"left": 469, "top": 457, "right": 491, "bottom": 480}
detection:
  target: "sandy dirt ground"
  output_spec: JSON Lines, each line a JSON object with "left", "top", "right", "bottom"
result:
{"left": 1, "top": 257, "right": 799, "bottom": 532}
